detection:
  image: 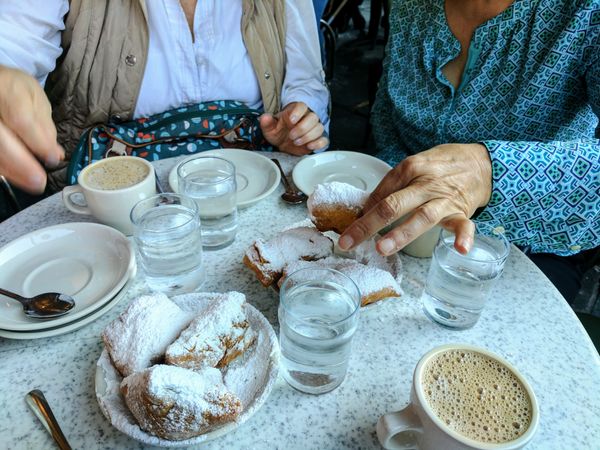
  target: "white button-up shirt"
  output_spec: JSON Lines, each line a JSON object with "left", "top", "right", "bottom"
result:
{"left": 0, "top": 0, "right": 329, "bottom": 128}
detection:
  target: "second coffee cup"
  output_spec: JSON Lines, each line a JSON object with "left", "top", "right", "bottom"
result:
{"left": 377, "top": 344, "right": 539, "bottom": 450}
{"left": 62, "top": 156, "right": 156, "bottom": 235}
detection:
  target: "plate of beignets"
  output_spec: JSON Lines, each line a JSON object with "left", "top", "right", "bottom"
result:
{"left": 96, "top": 291, "right": 279, "bottom": 447}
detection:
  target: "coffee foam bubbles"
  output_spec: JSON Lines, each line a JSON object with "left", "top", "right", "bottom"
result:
{"left": 422, "top": 349, "right": 532, "bottom": 444}
{"left": 85, "top": 159, "right": 149, "bottom": 190}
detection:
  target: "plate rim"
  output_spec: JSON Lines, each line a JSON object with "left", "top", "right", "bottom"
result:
{"left": 0, "top": 277, "right": 134, "bottom": 340}
{"left": 0, "top": 222, "right": 135, "bottom": 331}
{"left": 291, "top": 150, "right": 392, "bottom": 195}
{"left": 167, "top": 149, "right": 281, "bottom": 208}
{"left": 95, "top": 302, "right": 280, "bottom": 447}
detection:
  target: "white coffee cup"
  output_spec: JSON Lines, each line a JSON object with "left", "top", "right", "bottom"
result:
{"left": 377, "top": 344, "right": 539, "bottom": 450}
{"left": 62, "top": 156, "right": 156, "bottom": 235}
{"left": 401, "top": 225, "right": 440, "bottom": 258}
{"left": 383, "top": 215, "right": 440, "bottom": 258}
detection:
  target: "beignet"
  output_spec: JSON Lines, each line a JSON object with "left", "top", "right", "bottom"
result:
{"left": 165, "top": 292, "right": 256, "bottom": 370}
{"left": 280, "top": 257, "right": 402, "bottom": 306}
{"left": 102, "top": 293, "right": 193, "bottom": 377}
{"left": 307, "top": 182, "right": 369, "bottom": 234}
{"left": 243, "top": 226, "right": 333, "bottom": 287}
{"left": 120, "top": 364, "right": 242, "bottom": 440}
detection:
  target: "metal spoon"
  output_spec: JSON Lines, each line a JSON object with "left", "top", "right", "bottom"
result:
{"left": 26, "top": 390, "right": 72, "bottom": 450}
{"left": 0, "top": 288, "right": 75, "bottom": 319}
{"left": 272, "top": 159, "right": 308, "bottom": 204}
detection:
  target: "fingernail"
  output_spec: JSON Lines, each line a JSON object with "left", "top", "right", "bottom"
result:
{"left": 456, "top": 237, "right": 472, "bottom": 255}
{"left": 379, "top": 238, "right": 396, "bottom": 254}
{"left": 289, "top": 132, "right": 298, "bottom": 140}
{"left": 339, "top": 235, "right": 354, "bottom": 250}
{"left": 290, "top": 114, "right": 299, "bottom": 124}
{"left": 293, "top": 139, "right": 303, "bottom": 146}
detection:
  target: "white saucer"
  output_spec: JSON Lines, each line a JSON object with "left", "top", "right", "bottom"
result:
{"left": 0, "top": 223, "right": 135, "bottom": 331}
{"left": 95, "top": 302, "right": 280, "bottom": 448}
{"left": 292, "top": 150, "right": 392, "bottom": 195}
{"left": 168, "top": 149, "right": 281, "bottom": 208}
{"left": 0, "top": 277, "right": 134, "bottom": 340}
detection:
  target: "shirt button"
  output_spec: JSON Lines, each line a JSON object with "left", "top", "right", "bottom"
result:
{"left": 125, "top": 54, "right": 137, "bottom": 66}
{"left": 264, "top": 71, "right": 271, "bottom": 80}
{"left": 110, "top": 114, "right": 122, "bottom": 123}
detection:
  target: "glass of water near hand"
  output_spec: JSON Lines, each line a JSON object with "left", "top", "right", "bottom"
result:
{"left": 130, "top": 193, "right": 204, "bottom": 294}
{"left": 278, "top": 267, "right": 361, "bottom": 395}
{"left": 422, "top": 223, "right": 510, "bottom": 330}
{"left": 177, "top": 156, "right": 238, "bottom": 249}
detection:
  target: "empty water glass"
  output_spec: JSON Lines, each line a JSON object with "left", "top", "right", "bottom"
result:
{"left": 422, "top": 223, "right": 510, "bottom": 329}
{"left": 130, "top": 193, "right": 204, "bottom": 294}
{"left": 177, "top": 156, "right": 238, "bottom": 249}
{"left": 279, "top": 267, "right": 361, "bottom": 394}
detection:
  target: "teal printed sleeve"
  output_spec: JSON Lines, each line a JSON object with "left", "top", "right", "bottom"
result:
{"left": 481, "top": 139, "right": 599, "bottom": 255}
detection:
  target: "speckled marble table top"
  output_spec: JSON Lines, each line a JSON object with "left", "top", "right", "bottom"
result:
{"left": 0, "top": 152, "right": 599, "bottom": 450}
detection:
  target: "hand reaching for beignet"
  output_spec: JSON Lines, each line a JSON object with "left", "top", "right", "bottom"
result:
{"left": 338, "top": 143, "right": 493, "bottom": 256}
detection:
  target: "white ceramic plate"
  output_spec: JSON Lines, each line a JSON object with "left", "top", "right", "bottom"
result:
{"left": 0, "top": 223, "right": 135, "bottom": 331}
{"left": 95, "top": 302, "right": 280, "bottom": 448}
{"left": 0, "top": 277, "right": 134, "bottom": 340}
{"left": 292, "top": 150, "right": 392, "bottom": 195}
{"left": 168, "top": 149, "right": 281, "bottom": 208}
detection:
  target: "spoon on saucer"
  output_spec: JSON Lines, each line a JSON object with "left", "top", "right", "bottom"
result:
{"left": 0, "top": 288, "right": 75, "bottom": 319}
{"left": 272, "top": 159, "right": 307, "bottom": 204}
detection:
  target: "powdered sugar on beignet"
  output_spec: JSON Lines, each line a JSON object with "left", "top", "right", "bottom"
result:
{"left": 307, "top": 182, "right": 369, "bottom": 234}
{"left": 280, "top": 257, "right": 401, "bottom": 306}
{"left": 243, "top": 226, "right": 333, "bottom": 286}
{"left": 120, "top": 364, "right": 242, "bottom": 440}
{"left": 102, "top": 293, "right": 193, "bottom": 377}
{"left": 165, "top": 292, "right": 256, "bottom": 370}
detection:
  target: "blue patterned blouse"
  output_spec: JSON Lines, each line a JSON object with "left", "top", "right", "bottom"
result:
{"left": 373, "top": 0, "right": 600, "bottom": 255}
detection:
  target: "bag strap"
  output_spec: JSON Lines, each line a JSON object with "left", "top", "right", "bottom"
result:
{"left": 86, "top": 117, "right": 258, "bottom": 167}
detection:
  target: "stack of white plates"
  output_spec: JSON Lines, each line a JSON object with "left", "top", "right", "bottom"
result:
{"left": 0, "top": 223, "right": 136, "bottom": 340}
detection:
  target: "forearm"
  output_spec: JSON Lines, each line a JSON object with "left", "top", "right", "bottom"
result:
{"left": 479, "top": 139, "right": 600, "bottom": 255}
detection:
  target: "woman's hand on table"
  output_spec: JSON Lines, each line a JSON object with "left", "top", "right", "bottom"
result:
{"left": 259, "top": 101, "right": 329, "bottom": 156}
{"left": 0, "top": 65, "right": 64, "bottom": 193}
{"left": 338, "top": 143, "right": 493, "bottom": 256}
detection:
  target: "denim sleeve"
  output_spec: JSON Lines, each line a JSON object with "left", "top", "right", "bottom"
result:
{"left": 478, "top": 138, "right": 599, "bottom": 256}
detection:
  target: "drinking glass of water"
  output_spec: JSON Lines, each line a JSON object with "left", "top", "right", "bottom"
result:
{"left": 177, "top": 156, "right": 237, "bottom": 249}
{"left": 130, "top": 193, "right": 204, "bottom": 294}
{"left": 422, "top": 223, "right": 510, "bottom": 329}
{"left": 279, "top": 267, "right": 361, "bottom": 394}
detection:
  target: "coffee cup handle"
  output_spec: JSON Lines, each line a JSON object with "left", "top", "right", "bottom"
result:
{"left": 376, "top": 405, "right": 423, "bottom": 450}
{"left": 62, "top": 185, "right": 92, "bottom": 215}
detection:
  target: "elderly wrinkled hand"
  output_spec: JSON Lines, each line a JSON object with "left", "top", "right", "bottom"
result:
{"left": 0, "top": 65, "right": 64, "bottom": 193}
{"left": 259, "top": 101, "right": 328, "bottom": 156}
{"left": 338, "top": 143, "right": 493, "bottom": 256}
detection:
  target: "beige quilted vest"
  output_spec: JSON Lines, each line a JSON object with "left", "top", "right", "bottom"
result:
{"left": 45, "top": 0, "right": 286, "bottom": 191}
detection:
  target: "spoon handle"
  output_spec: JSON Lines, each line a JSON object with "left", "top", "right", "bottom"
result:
{"left": 26, "top": 390, "right": 73, "bottom": 450}
{"left": 0, "top": 287, "right": 25, "bottom": 302}
{"left": 271, "top": 159, "right": 294, "bottom": 192}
